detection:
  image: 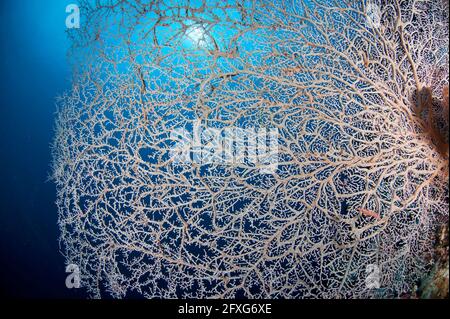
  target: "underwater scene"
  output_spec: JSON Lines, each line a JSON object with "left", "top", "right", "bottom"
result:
{"left": 0, "top": 0, "right": 448, "bottom": 302}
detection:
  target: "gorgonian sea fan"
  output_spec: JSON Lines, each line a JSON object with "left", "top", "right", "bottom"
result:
{"left": 52, "top": 0, "right": 449, "bottom": 298}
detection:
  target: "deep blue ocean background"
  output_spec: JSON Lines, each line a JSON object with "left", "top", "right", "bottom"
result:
{"left": 0, "top": 0, "right": 84, "bottom": 298}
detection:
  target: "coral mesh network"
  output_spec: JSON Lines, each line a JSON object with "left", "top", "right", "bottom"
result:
{"left": 52, "top": 0, "right": 449, "bottom": 299}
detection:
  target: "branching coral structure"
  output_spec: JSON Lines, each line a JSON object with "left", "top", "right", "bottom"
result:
{"left": 52, "top": 0, "right": 449, "bottom": 298}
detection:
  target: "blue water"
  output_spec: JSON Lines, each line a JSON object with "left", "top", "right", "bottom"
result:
{"left": 0, "top": 0, "right": 84, "bottom": 298}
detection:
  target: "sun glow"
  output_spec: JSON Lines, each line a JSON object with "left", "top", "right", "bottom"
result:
{"left": 185, "top": 24, "right": 208, "bottom": 47}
